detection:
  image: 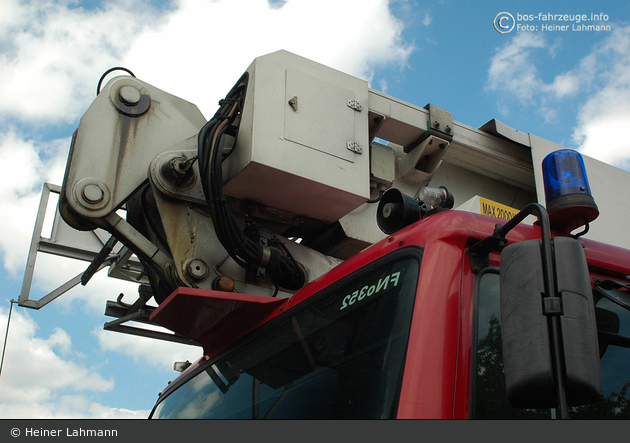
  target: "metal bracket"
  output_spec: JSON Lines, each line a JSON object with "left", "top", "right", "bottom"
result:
{"left": 103, "top": 287, "right": 198, "bottom": 346}
{"left": 468, "top": 223, "right": 507, "bottom": 273}
{"left": 543, "top": 297, "right": 563, "bottom": 315}
{"left": 18, "top": 183, "right": 145, "bottom": 309}
{"left": 104, "top": 308, "right": 199, "bottom": 346}
{"left": 288, "top": 96, "right": 298, "bottom": 111}
{"left": 404, "top": 104, "right": 453, "bottom": 153}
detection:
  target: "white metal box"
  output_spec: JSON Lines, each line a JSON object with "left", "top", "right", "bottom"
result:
{"left": 222, "top": 51, "right": 370, "bottom": 223}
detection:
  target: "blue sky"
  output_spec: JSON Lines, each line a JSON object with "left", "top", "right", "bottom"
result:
{"left": 0, "top": 0, "right": 629, "bottom": 419}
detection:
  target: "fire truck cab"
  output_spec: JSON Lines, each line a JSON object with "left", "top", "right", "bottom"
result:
{"left": 147, "top": 210, "right": 630, "bottom": 419}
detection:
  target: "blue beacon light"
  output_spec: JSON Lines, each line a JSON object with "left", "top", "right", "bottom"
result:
{"left": 542, "top": 149, "right": 599, "bottom": 235}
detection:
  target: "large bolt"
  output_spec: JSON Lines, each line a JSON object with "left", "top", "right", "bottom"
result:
{"left": 110, "top": 79, "right": 150, "bottom": 116}
{"left": 162, "top": 156, "right": 194, "bottom": 187}
{"left": 169, "top": 157, "right": 189, "bottom": 178}
{"left": 118, "top": 85, "right": 141, "bottom": 106}
{"left": 82, "top": 184, "right": 104, "bottom": 204}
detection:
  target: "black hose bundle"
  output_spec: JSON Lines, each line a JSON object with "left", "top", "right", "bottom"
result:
{"left": 198, "top": 73, "right": 305, "bottom": 292}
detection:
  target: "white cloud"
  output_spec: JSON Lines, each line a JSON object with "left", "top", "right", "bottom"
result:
{"left": 95, "top": 326, "right": 200, "bottom": 372}
{"left": 46, "top": 327, "right": 73, "bottom": 356}
{"left": 0, "top": 131, "right": 69, "bottom": 276}
{"left": 0, "top": 0, "right": 412, "bottom": 125}
{"left": 0, "top": 309, "right": 113, "bottom": 398}
{"left": 0, "top": 306, "right": 149, "bottom": 418}
{"left": 574, "top": 89, "right": 630, "bottom": 168}
{"left": 423, "top": 12, "right": 432, "bottom": 26}
{"left": 487, "top": 32, "right": 546, "bottom": 104}
{"left": 380, "top": 78, "right": 389, "bottom": 92}
{"left": 0, "top": 0, "right": 166, "bottom": 123}
{"left": 121, "top": 0, "right": 413, "bottom": 118}
{"left": 571, "top": 26, "right": 630, "bottom": 167}
{"left": 548, "top": 72, "right": 580, "bottom": 98}
{"left": 0, "top": 396, "right": 149, "bottom": 419}
{"left": 486, "top": 26, "right": 630, "bottom": 168}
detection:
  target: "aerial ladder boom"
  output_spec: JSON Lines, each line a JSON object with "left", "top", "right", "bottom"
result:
{"left": 18, "top": 50, "right": 630, "bottom": 347}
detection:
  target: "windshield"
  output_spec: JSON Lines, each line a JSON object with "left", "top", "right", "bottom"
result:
{"left": 151, "top": 252, "right": 420, "bottom": 419}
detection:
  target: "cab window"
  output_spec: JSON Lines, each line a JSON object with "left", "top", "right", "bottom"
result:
{"left": 471, "top": 269, "right": 630, "bottom": 419}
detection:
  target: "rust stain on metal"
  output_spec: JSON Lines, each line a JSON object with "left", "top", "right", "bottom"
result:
{"left": 111, "top": 100, "right": 156, "bottom": 207}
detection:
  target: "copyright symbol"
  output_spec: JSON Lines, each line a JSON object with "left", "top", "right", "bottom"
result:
{"left": 494, "top": 12, "right": 515, "bottom": 33}
{"left": 11, "top": 428, "right": 20, "bottom": 437}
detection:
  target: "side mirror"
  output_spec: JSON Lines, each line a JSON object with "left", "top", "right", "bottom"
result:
{"left": 500, "top": 236, "right": 601, "bottom": 408}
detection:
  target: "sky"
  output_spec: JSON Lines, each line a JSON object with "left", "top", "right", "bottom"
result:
{"left": 0, "top": 0, "right": 629, "bottom": 419}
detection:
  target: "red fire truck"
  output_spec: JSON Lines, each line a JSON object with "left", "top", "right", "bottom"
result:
{"left": 20, "top": 51, "right": 630, "bottom": 419}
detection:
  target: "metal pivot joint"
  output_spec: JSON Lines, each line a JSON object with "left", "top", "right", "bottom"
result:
{"left": 110, "top": 78, "right": 151, "bottom": 117}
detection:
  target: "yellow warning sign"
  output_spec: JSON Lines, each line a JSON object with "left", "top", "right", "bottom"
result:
{"left": 479, "top": 197, "right": 520, "bottom": 221}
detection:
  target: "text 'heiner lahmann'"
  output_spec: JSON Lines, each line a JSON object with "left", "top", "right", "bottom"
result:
{"left": 25, "top": 428, "right": 118, "bottom": 437}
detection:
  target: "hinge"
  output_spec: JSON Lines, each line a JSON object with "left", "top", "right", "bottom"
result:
{"left": 347, "top": 141, "right": 363, "bottom": 154}
{"left": 347, "top": 99, "right": 362, "bottom": 112}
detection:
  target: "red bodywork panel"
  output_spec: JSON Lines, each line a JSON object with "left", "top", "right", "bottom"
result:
{"left": 150, "top": 288, "right": 288, "bottom": 356}
{"left": 150, "top": 210, "right": 630, "bottom": 418}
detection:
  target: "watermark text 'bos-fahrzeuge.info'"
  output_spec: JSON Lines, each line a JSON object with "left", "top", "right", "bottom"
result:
{"left": 494, "top": 12, "right": 611, "bottom": 33}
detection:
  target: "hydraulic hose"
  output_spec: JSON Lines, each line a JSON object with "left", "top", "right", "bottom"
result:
{"left": 198, "top": 73, "right": 305, "bottom": 291}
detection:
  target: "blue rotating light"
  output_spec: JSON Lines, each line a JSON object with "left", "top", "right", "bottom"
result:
{"left": 542, "top": 149, "right": 599, "bottom": 235}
